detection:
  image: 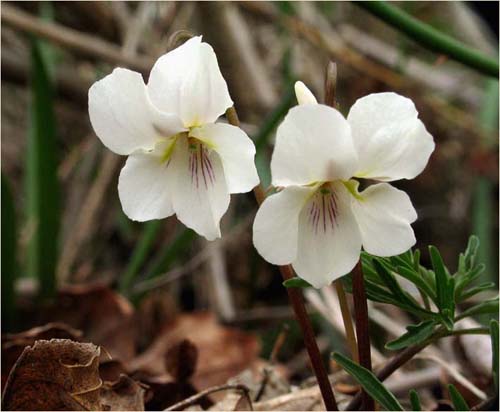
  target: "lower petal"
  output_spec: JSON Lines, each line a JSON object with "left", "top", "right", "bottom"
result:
{"left": 292, "top": 183, "right": 362, "bottom": 288}
{"left": 170, "top": 138, "right": 230, "bottom": 241}
{"left": 350, "top": 183, "right": 417, "bottom": 256}
{"left": 253, "top": 185, "right": 316, "bottom": 266}
{"left": 190, "top": 123, "right": 259, "bottom": 193}
{"left": 118, "top": 149, "right": 175, "bottom": 221}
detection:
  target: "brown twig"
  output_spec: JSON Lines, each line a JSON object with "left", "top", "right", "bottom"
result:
{"left": 164, "top": 383, "right": 252, "bottom": 411}
{"left": 226, "top": 106, "right": 338, "bottom": 410}
{"left": 1, "top": 4, "right": 154, "bottom": 73}
{"left": 351, "top": 263, "right": 375, "bottom": 411}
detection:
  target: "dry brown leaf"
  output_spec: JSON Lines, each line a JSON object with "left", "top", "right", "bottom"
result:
{"left": 129, "top": 312, "right": 259, "bottom": 389}
{"left": 1, "top": 323, "right": 83, "bottom": 387}
{"left": 42, "top": 284, "right": 137, "bottom": 362}
{"left": 1, "top": 339, "right": 102, "bottom": 411}
{"left": 100, "top": 374, "right": 147, "bottom": 411}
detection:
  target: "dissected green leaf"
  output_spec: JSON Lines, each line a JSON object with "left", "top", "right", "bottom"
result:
{"left": 490, "top": 319, "right": 498, "bottom": 392}
{"left": 396, "top": 265, "right": 436, "bottom": 304}
{"left": 455, "top": 263, "right": 486, "bottom": 299}
{"left": 409, "top": 389, "right": 421, "bottom": 411}
{"left": 26, "top": 38, "right": 59, "bottom": 300}
{"left": 332, "top": 352, "right": 403, "bottom": 411}
{"left": 283, "top": 277, "right": 312, "bottom": 288}
{"left": 386, "top": 320, "right": 436, "bottom": 351}
{"left": 458, "top": 282, "right": 495, "bottom": 302}
{"left": 429, "top": 246, "right": 454, "bottom": 318}
{"left": 448, "top": 384, "right": 469, "bottom": 411}
{"left": 456, "top": 297, "right": 499, "bottom": 321}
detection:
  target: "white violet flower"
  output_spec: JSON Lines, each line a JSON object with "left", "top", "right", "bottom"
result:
{"left": 89, "top": 36, "right": 259, "bottom": 240}
{"left": 253, "top": 81, "right": 435, "bottom": 288}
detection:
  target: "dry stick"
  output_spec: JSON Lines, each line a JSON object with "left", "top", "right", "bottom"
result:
{"left": 323, "top": 61, "right": 359, "bottom": 365}
{"left": 351, "top": 264, "right": 375, "bottom": 411}
{"left": 164, "top": 384, "right": 252, "bottom": 411}
{"left": 226, "top": 107, "right": 339, "bottom": 411}
{"left": 0, "top": 4, "right": 153, "bottom": 73}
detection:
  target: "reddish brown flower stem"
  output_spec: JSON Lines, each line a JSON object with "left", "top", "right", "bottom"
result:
{"left": 226, "top": 106, "right": 339, "bottom": 411}
{"left": 351, "top": 263, "right": 375, "bottom": 411}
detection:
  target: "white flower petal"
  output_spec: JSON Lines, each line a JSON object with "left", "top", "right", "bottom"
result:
{"left": 253, "top": 186, "right": 316, "bottom": 266}
{"left": 190, "top": 123, "right": 259, "bottom": 193}
{"left": 169, "top": 138, "right": 230, "bottom": 241}
{"left": 148, "top": 36, "right": 233, "bottom": 127}
{"left": 292, "top": 183, "right": 362, "bottom": 288}
{"left": 118, "top": 141, "right": 176, "bottom": 221}
{"left": 347, "top": 92, "right": 435, "bottom": 181}
{"left": 89, "top": 68, "right": 184, "bottom": 155}
{"left": 272, "top": 104, "right": 358, "bottom": 187}
{"left": 294, "top": 81, "right": 318, "bottom": 105}
{"left": 350, "top": 182, "right": 417, "bottom": 257}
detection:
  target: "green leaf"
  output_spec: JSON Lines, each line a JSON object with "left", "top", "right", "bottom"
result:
{"left": 455, "top": 263, "right": 486, "bottom": 298}
{"left": 119, "top": 220, "right": 162, "bottom": 294}
{"left": 373, "top": 259, "right": 422, "bottom": 310}
{"left": 386, "top": 320, "right": 436, "bottom": 351}
{"left": 409, "top": 389, "right": 421, "bottom": 411}
{"left": 332, "top": 352, "right": 404, "bottom": 411}
{"left": 26, "top": 38, "right": 60, "bottom": 300}
{"left": 456, "top": 297, "right": 499, "bottom": 321}
{"left": 396, "top": 265, "right": 437, "bottom": 304}
{"left": 1, "top": 174, "right": 18, "bottom": 329}
{"left": 490, "top": 319, "right": 499, "bottom": 392}
{"left": 429, "top": 246, "right": 454, "bottom": 315}
{"left": 458, "top": 282, "right": 495, "bottom": 302}
{"left": 448, "top": 384, "right": 469, "bottom": 411}
{"left": 283, "top": 277, "right": 312, "bottom": 288}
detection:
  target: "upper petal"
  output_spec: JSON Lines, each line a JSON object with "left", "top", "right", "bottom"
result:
{"left": 294, "top": 81, "right": 318, "bottom": 105}
{"left": 347, "top": 92, "right": 435, "bottom": 181}
{"left": 189, "top": 123, "right": 259, "bottom": 193}
{"left": 253, "top": 185, "right": 316, "bottom": 266}
{"left": 89, "top": 68, "right": 184, "bottom": 155}
{"left": 271, "top": 104, "right": 358, "bottom": 187}
{"left": 292, "top": 182, "right": 362, "bottom": 288}
{"left": 350, "top": 182, "right": 417, "bottom": 257}
{"left": 169, "top": 138, "right": 230, "bottom": 241}
{"left": 118, "top": 141, "right": 176, "bottom": 221}
{"left": 148, "top": 36, "right": 233, "bottom": 127}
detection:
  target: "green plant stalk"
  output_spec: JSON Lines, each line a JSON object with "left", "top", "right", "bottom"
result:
{"left": 357, "top": 1, "right": 499, "bottom": 77}
{"left": 119, "top": 220, "right": 162, "bottom": 294}
{"left": 26, "top": 38, "right": 59, "bottom": 300}
{"left": 2, "top": 174, "right": 18, "bottom": 329}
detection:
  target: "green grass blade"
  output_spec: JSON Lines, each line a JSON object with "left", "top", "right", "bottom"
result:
{"left": 409, "top": 389, "right": 421, "bottom": 411}
{"left": 26, "top": 38, "right": 60, "bottom": 300}
{"left": 332, "top": 352, "right": 404, "bottom": 411}
{"left": 490, "top": 319, "right": 499, "bottom": 392}
{"left": 119, "top": 220, "right": 162, "bottom": 294}
{"left": 1, "top": 174, "right": 18, "bottom": 329}
{"left": 357, "top": 1, "right": 499, "bottom": 77}
{"left": 448, "top": 384, "right": 469, "bottom": 411}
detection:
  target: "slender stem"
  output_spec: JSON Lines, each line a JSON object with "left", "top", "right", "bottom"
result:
{"left": 226, "top": 106, "right": 338, "bottom": 411}
{"left": 351, "top": 263, "right": 375, "bottom": 411}
{"left": 357, "top": 1, "right": 498, "bottom": 77}
{"left": 324, "top": 61, "right": 359, "bottom": 366}
{"left": 334, "top": 281, "right": 358, "bottom": 363}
